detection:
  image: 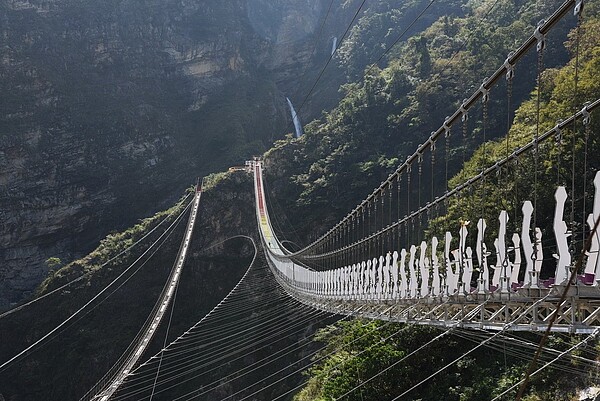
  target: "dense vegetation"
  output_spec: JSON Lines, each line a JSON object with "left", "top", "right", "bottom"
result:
{"left": 263, "top": 0, "right": 571, "bottom": 244}
{"left": 262, "top": 0, "right": 600, "bottom": 400}
{"left": 2, "top": 0, "right": 599, "bottom": 399}
{"left": 293, "top": 320, "right": 597, "bottom": 401}
{"left": 0, "top": 174, "right": 256, "bottom": 400}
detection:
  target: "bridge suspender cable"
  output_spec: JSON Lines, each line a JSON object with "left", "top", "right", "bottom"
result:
{"left": 83, "top": 187, "right": 203, "bottom": 401}
{"left": 0, "top": 197, "right": 193, "bottom": 374}
{"left": 0, "top": 192, "right": 193, "bottom": 321}
{"left": 286, "top": 98, "right": 599, "bottom": 264}
{"left": 110, "top": 262, "right": 333, "bottom": 400}
{"left": 291, "top": 0, "right": 583, "bottom": 260}
{"left": 514, "top": 213, "right": 600, "bottom": 400}
{"left": 334, "top": 293, "right": 554, "bottom": 400}
{"left": 379, "top": 217, "right": 600, "bottom": 401}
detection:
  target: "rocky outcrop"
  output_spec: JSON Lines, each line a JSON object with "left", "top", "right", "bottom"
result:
{"left": 0, "top": 170, "right": 335, "bottom": 401}
{"left": 0, "top": 0, "right": 341, "bottom": 309}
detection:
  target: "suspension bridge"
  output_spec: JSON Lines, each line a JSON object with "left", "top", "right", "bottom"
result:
{"left": 1, "top": 0, "right": 600, "bottom": 399}
{"left": 246, "top": 0, "right": 600, "bottom": 336}
{"left": 253, "top": 157, "right": 600, "bottom": 333}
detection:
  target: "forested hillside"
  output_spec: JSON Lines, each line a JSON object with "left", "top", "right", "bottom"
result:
{"left": 0, "top": 0, "right": 480, "bottom": 312}
{"left": 1, "top": 0, "right": 599, "bottom": 399}
{"left": 261, "top": 0, "right": 600, "bottom": 399}
{"left": 280, "top": 2, "right": 600, "bottom": 401}
{"left": 262, "top": 0, "right": 574, "bottom": 245}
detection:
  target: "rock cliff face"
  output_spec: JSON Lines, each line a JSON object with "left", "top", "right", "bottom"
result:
{"left": 0, "top": 171, "right": 335, "bottom": 400}
{"left": 0, "top": 0, "right": 339, "bottom": 308}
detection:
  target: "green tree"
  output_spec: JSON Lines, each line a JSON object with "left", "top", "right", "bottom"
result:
{"left": 45, "top": 257, "right": 63, "bottom": 271}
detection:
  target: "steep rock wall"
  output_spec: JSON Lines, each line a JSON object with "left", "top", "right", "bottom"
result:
{"left": 0, "top": 0, "right": 334, "bottom": 308}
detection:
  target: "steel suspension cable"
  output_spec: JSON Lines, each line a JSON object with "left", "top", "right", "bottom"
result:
{"left": 167, "top": 313, "right": 345, "bottom": 401}
{"left": 114, "top": 307, "right": 328, "bottom": 400}
{"left": 220, "top": 320, "right": 411, "bottom": 401}
{"left": 79, "top": 199, "right": 196, "bottom": 400}
{"left": 333, "top": 325, "right": 459, "bottom": 400}
{"left": 293, "top": 0, "right": 580, "bottom": 260}
{"left": 298, "top": 99, "right": 599, "bottom": 261}
{"left": 291, "top": 0, "right": 335, "bottom": 96}
{"left": 0, "top": 192, "right": 192, "bottom": 320}
{"left": 149, "top": 238, "right": 187, "bottom": 400}
{"left": 453, "top": 329, "right": 600, "bottom": 375}
{"left": 0, "top": 198, "right": 192, "bottom": 373}
{"left": 515, "top": 213, "right": 600, "bottom": 399}
{"left": 226, "top": 302, "right": 453, "bottom": 401}
{"left": 491, "top": 328, "right": 600, "bottom": 401}
{"left": 379, "top": 215, "right": 600, "bottom": 401}
{"left": 119, "top": 290, "right": 300, "bottom": 377}
{"left": 112, "top": 244, "right": 336, "bottom": 400}
{"left": 129, "top": 235, "right": 260, "bottom": 372}
{"left": 138, "top": 307, "right": 326, "bottom": 399}
{"left": 384, "top": 294, "right": 554, "bottom": 401}
{"left": 125, "top": 299, "right": 309, "bottom": 377}
{"left": 294, "top": 0, "right": 367, "bottom": 117}
{"left": 216, "top": 304, "right": 425, "bottom": 401}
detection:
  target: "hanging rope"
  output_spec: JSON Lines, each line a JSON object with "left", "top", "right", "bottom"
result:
{"left": 1, "top": 198, "right": 193, "bottom": 374}
{"left": 533, "top": 19, "right": 545, "bottom": 238}
{"left": 582, "top": 102, "right": 591, "bottom": 244}
{"left": 0, "top": 192, "right": 192, "bottom": 321}
{"left": 481, "top": 81, "right": 490, "bottom": 221}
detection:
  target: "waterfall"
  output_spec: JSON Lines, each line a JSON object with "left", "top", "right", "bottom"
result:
{"left": 286, "top": 97, "right": 303, "bottom": 138}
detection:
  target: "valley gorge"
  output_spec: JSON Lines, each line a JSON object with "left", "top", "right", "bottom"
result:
{"left": 2, "top": 0, "right": 599, "bottom": 399}
{"left": 0, "top": 0, "right": 354, "bottom": 309}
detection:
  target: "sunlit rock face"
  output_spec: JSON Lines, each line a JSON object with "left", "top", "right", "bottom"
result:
{"left": 0, "top": 0, "right": 335, "bottom": 308}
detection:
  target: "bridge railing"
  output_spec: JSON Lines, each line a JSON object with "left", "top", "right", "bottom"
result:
{"left": 249, "top": 0, "right": 600, "bottom": 333}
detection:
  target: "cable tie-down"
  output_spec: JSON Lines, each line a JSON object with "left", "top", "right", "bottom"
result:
{"left": 460, "top": 99, "right": 469, "bottom": 122}
{"left": 534, "top": 20, "right": 546, "bottom": 52}
{"left": 494, "top": 162, "right": 501, "bottom": 176}
{"left": 582, "top": 102, "right": 591, "bottom": 125}
{"left": 554, "top": 120, "right": 563, "bottom": 143}
{"left": 480, "top": 78, "right": 490, "bottom": 103}
{"left": 443, "top": 117, "right": 451, "bottom": 138}
{"left": 430, "top": 136, "right": 436, "bottom": 152}
{"left": 504, "top": 52, "right": 515, "bottom": 80}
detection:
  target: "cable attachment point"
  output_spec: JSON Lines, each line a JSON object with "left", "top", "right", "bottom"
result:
{"left": 417, "top": 150, "right": 424, "bottom": 164}
{"left": 554, "top": 120, "right": 563, "bottom": 144}
{"left": 480, "top": 79, "right": 490, "bottom": 103}
{"left": 581, "top": 101, "right": 591, "bottom": 125}
{"left": 504, "top": 52, "right": 515, "bottom": 80}
{"left": 574, "top": 0, "right": 584, "bottom": 16}
{"left": 460, "top": 99, "right": 469, "bottom": 122}
{"left": 443, "top": 117, "right": 451, "bottom": 138}
{"left": 430, "top": 136, "right": 436, "bottom": 152}
{"left": 534, "top": 20, "right": 546, "bottom": 52}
